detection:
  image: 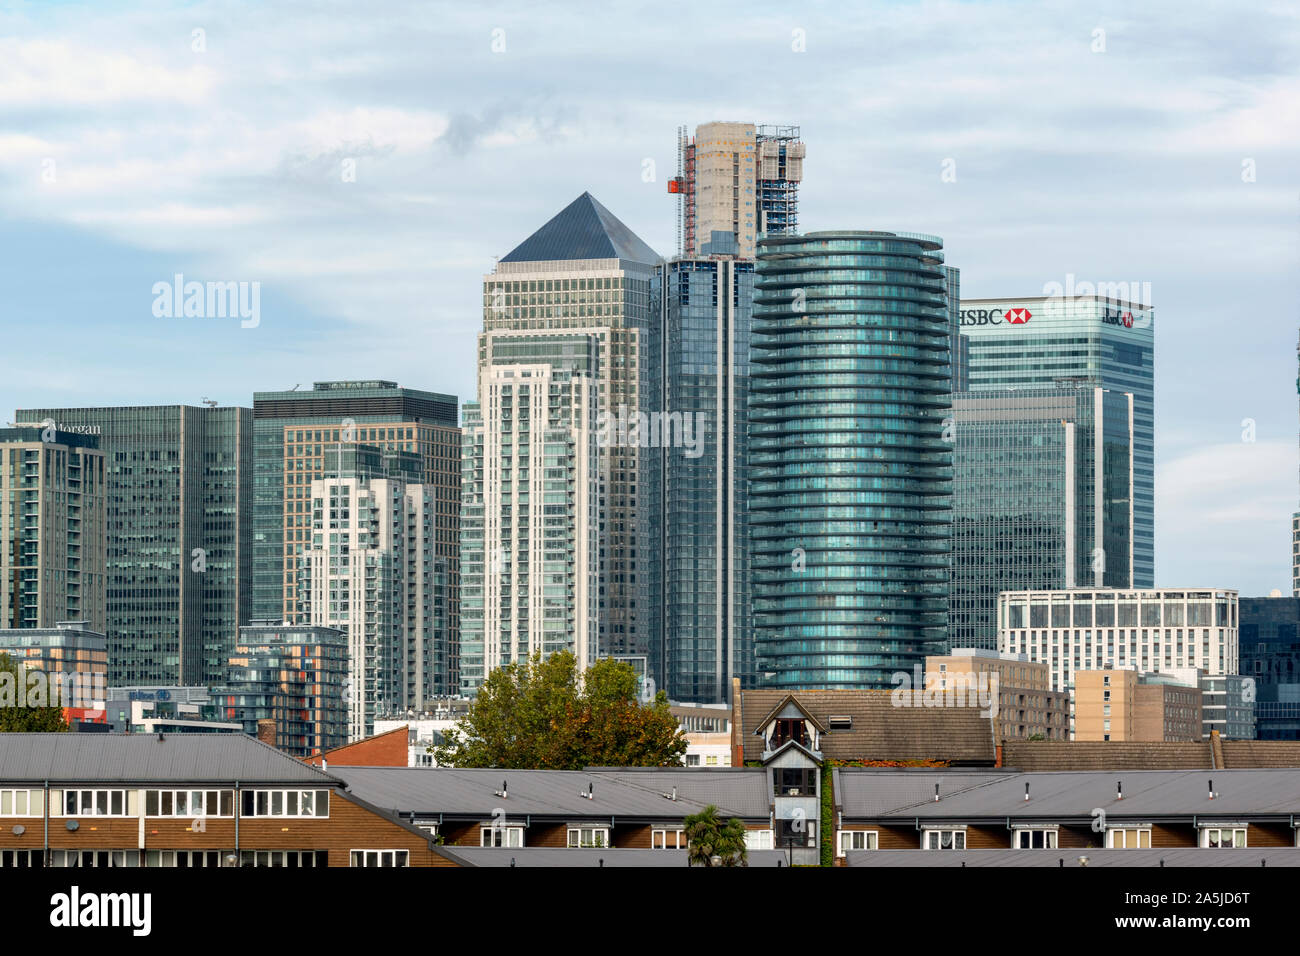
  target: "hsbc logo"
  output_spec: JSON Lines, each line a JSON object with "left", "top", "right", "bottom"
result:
{"left": 959, "top": 307, "right": 1032, "bottom": 327}
{"left": 1101, "top": 308, "right": 1135, "bottom": 328}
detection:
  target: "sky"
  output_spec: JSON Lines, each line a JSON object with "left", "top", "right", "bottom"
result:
{"left": 0, "top": 0, "right": 1297, "bottom": 596}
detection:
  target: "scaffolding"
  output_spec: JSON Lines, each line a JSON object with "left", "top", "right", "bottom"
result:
{"left": 755, "top": 125, "right": 804, "bottom": 236}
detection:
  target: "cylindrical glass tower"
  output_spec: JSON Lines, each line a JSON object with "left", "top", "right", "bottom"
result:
{"left": 749, "top": 231, "right": 951, "bottom": 688}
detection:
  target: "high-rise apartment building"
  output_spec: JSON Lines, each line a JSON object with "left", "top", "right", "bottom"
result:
{"left": 222, "top": 622, "right": 349, "bottom": 757}
{"left": 0, "top": 427, "right": 105, "bottom": 632}
{"left": 14, "top": 405, "right": 251, "bottom": 685}
{"left": 1073, "top": 668, "right": 1203, "bottom": 742}
{"left": 959, "top": 294, "right": 1154, "bottom": 586}
{"left": 251, "top": 380, "right": 459, "bottom": 693}
{"left": 460, "top": 350, "right": 601, "bottom": 690}
{"left": 999, "top": 587, "right": 1239, "bottom": 693}
{"left": 925, "top": 648, "right": 1070, "bottom": 741}
{"left": 656, "top": 257, "right": 755, "bottom": 703}
{"left": 298, "top": 444, "right": 444, "bottom": 740}
{"left": 949, "top": 386, "right": 1134, "bottom": 650}
{"left": 463, "top": 192, "right": 661, "bottom": 694}
{"left": 750, "top": 231, "right": 952, "bottom": 689}
{"left": 674, "top": 122, "right": 805, "bottom": 259}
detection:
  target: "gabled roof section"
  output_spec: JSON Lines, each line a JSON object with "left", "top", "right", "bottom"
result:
{"left": 751, "top": 694, "right": 828, "bottom": 736}
{"left": 760, "top": 738, "right": 823, "bottom": 766}
{"left": 500, "top": 192, "right": 660, "bottom": 265}
{"left": 0, "top": 733, "right": 340, "bottom": 786}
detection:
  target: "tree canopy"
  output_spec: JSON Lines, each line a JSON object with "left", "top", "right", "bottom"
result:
{"left": 432, "top": 651, "right": 686, "bottom": 770}
{"left": 683, "top": 804, "right": 748, "bottom": 867}
{"left": 0, "top": 653, "right": 70, "bottom": 732}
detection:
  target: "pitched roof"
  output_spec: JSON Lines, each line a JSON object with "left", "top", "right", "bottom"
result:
{"left": 500, "top": 192, "right": 660, "bottom": 265}
{"left": 738, "top": 689, "right": 995, "bottom": 764}
{"left": 836, "top": 767, "right": 1300, "bottom": 819}
{"left": 1002, "top": 741, "right": 1215, "bottom": 771}
{"left": 1221, "top": 740, "right": 1300, "bottom": 768}
{"left": 0, "top": 733, "right": 339, "bottom": 786}
{"left": 334, "top": 766, "right": 770, "bottom": 821}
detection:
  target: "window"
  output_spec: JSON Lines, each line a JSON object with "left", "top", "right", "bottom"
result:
{"left": 685, "top": 754, "right": 700, "bottom": 767}
{"left": 50, "top": 850, "right": 140, "bottom": 867}
{"left": 146, "top": 790, "right": 233, "bottom": 817}
{"left": 1107, "top": 827, "right": 1152, "bottom": 848}
{"left": 350, "top": 850, "right": 409, "bottom": 867}
{"left": 240, "top": 850, "right": 326, "bottom": 867}
{"left": 1013, "top": 828, "right": 1059, "bottom": 848}
{"left": 1202, "top": 827, "right": 1247, "bottom": 848}
{"left": 480, "top": 825, "right": 523, "bottom": 847}
{"left": 146, "top": 850, "right": 226, "bottom": 867}
{"left": 652, "top": 829, "right": 684, "bottom": 849}
{"left": 239, "top": 789, "right": 329, "bottom": 818}
{"left": 61, "top": 790, "right": 129, "bottom": 817}
{"left": 744, "top": 829, "right": 773, "bottom": 850}
{"left": 838, "top": 830, "right": 877, "bottom": 856}
{"left": 775, "top": 768, "right": 817, "bottom": 797}
{"left": 0, "top": 850, "right": 43, "bottom": 868}
{"left": 923, "top": 829, "right": 966, "bottom": 850}
{"left": 0, "top": 789, "right": 42, "bottom": 817}
{"left": 567, "top": 827, "right": 609, "bottom": 848}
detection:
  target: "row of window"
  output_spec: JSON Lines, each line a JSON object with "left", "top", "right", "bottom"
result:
{"left": 0, "top": 850, "right": 340, "bottom": 867}
{"left": 0, "top": 788, "right": 332, "bottom": 819}
{"left": 836, "top": 826, "right": 1256, "bottom": 854}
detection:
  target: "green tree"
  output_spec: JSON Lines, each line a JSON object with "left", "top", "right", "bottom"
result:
{"left": 683, "top": 804, "right": 748, "bottom": 867}
{"left": 0, "top": 654, "right": 69, "bottom": 732}
{"left": 432, "top": 651, "right": 686, "bottom": 769}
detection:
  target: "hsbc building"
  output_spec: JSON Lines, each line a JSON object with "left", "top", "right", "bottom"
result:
{"left": 958, "top": 294, "right": 1155, "bottom": 588}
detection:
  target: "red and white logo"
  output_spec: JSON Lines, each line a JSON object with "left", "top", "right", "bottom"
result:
{"left": 1120, "top": 311, "right": 1134, "bottom": 328}
{"left": 1005, "top": 308, "right": 1032, "bottom": 324}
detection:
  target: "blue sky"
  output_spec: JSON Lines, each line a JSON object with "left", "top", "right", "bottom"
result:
{"left": 1, "top": 0, "right": 1297, "bottom": 595}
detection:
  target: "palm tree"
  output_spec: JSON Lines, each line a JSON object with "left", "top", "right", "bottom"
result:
{"left": 683, "top": 804, "right": 749, "bottom": 867}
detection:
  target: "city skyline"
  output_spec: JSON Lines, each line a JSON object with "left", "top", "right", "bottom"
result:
{"left": 2, "top": 1, "right": 1297, "bottom": 602}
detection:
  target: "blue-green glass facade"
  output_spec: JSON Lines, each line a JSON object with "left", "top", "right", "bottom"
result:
{"left": 949, "top": 386, "right": 1134, "bottom": 651}
{"left": 749, "top": 231, "right": 952, "bottom": 689}
{"left": 656, "top": 257, "right": 754, "bottom": 702}
{"left": 960, "top": 295, "right": 1154, "bottom": 586}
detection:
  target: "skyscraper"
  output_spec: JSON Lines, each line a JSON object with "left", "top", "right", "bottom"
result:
{"left": 0, "top": 426, "right": 106, "bottom": 632}
{"left": 959, "top": 294, "right": 1154, "bottom": 586}
{"left": 949, "top": 385, "right": 1135, "bottom": 650}
{"left": 674, "top": 122, "right": 805, "bottom": 259}
{"left": 14, "top": 405, "right": 250, "bottom": 685}
{"left": 1292, "top": 331, "right": 1299, "bottom": 597}
{"left": 460, "top": 346, "right": 601, "bottom": 691}
{"left": 656, "top": 257, "right": 755, "bottom": 703}
{"left": 749, "top": 231, "right": 952, "bottom": 689}
{"left": 298, "top": 444, "right": 444, "bottom": 739}
{"left": 463, "top": 192, "right": 661, "bottom": 694}
{"left": 251, "top": 380, "right": 460, "bottom": 694}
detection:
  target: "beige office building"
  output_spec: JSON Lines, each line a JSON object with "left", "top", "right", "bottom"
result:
{"left": 926, "top": 648, "right": 1070, "bottom": 742}
{"left": 1075, "top": 668, "right": 1203, "bottom": 742}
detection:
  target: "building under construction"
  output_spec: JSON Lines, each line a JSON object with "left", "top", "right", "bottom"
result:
{"left": 670, "top": 121, "right": 805, "bottom": 259}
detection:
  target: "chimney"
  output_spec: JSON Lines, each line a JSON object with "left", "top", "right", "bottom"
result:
{"left": 256, "top": 719, "right": 276, "bottom": 748}
{"left": 731, "top": 677, "right": 744, "bottom": 767}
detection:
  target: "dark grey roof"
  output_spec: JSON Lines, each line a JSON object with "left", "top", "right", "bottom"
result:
{"left": 836, "top": 768, "right": 1300, "bottom": 819}
{"left": 0, "top": 733, "right": 338, "bottom": 786}
{"left": 585, "top": 767, "right": 771, "bottom": 817}
{"left": 846, "top": 848, "right": 1300, "bottom": 867}
{"left": 442, "top": 848, "right": 791, "bottom": 868}
{"left": 500, "top": 192, "right": 660, "bottom": 264}
{"left": 335, "top": 766, "right": 769, "bottom": 820}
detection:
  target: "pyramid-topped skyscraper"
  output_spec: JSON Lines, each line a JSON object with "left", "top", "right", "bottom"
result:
{"left": 460, "top": 194, "right": 663, "bottom": 694}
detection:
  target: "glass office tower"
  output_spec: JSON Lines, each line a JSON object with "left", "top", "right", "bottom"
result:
{"left": 960, "top": 295, "right": 1154, "bottom": 586}
{"left": 1240, "top": 596, "right": 1300, "bottom": 739}
{"left": 15, "top": 405, "right": 251, "bottom": 685}
{"left": 749, "top": 231, "right": 952, "bottom": 689}
{"left": 656, "top": 257, "right": 755, "bottom": 703}
{"left": 950, "top": 386, "right": 1135, "bottom": 650}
